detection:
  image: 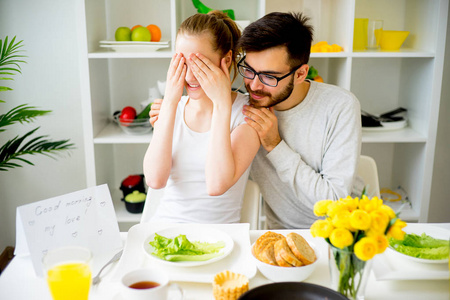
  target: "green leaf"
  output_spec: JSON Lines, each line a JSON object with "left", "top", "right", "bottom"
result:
{"left": 0, "top": 104, "right": 51, "bottom": 131}
{"left": 389, "top": 233, "right": 449, "bottom": 260}
{"left": 0, "top": 36, "right": 26, "bottom": 92}
{"left": 0, "top": 127, "right": 74, "bottom": 171}
{"left": 149, "top": 233, "right": 225, "bottom": 262}
{"left": 306, "top": 66, "right": 319, "bottom": 80}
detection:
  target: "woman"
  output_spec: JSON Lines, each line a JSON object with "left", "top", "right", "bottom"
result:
{"left": 143, "top": 11, "right": 260, "bottom": 223}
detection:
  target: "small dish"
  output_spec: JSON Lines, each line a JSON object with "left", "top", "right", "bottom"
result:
{"left": 379, "top": 30, "right": 410, "bottom": 51}
{"left": 250, "top": 241, "right": 319, "bottom": 282}
{"left": 113, "top": 115, "right": 152, "bottom": 135}
{"left": 113, "top": 284, "right": 184, "bottom": 300}
{"left": 143, "top": 225, "right": 234, "bottom": 267}
{"left": 379, "top": 119, "right": 407, "bottom": 130}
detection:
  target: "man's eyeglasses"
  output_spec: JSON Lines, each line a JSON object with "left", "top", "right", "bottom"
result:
{"left": 237, "top": 56, "right": 303, "bottom": 87}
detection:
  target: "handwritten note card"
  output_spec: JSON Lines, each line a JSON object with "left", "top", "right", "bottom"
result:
{"left": 15, "top": 184, "right": 122, "bottom": 276}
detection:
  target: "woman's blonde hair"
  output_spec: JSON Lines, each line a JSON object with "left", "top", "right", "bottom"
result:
{"left": 178, "top": 10, "right": 241, "bottom": 83}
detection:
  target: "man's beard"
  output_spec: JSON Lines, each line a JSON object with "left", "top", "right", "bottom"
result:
{"left": 246, "top": 77, "right": 295, "bottom": 108}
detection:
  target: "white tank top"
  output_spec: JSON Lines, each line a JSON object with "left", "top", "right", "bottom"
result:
{"left": 150, "top": 92, "right": 251, "bottom": 224}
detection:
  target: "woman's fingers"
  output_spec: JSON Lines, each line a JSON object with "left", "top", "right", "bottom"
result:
{"left": 193, "top": 53, "right": 214, "bottom": 70}
{"left": 189, "top": 58, "right": 205, "bottom": 81}
{"left": 164, "top": 53, "right": 186, "bottom": 102}
{"left": 168, "top": 53, "right": 185, "bottom": 78}
{"left": 168, "top": 53, "right": 179, "bottom": 74}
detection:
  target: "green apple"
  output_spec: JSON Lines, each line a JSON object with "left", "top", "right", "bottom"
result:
{"left": 115, "top": 27, "right": 132, "bottom": 41}
{"left": 131, "top": 26, "right": 151, "bottom": 42}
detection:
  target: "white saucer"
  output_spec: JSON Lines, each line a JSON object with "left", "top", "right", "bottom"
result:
{"left": 113, "top": 284, "right": 184, "bottom": 300}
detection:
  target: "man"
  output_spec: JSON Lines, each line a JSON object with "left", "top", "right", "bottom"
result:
{"left": 150, "top": 12, "right": 361, "bottom": 229}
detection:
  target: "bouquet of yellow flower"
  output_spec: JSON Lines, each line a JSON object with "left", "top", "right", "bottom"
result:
{"left": 310, "top": 195, "right": 406, "bottom": 299}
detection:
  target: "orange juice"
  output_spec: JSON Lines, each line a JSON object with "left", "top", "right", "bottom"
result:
{"left": 47, "top": 262, "right": 91, "bottom": 300}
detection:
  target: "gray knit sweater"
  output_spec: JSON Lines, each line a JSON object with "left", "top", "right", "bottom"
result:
{"left": 250, "top": 80, "right": 362, "bottom": 229}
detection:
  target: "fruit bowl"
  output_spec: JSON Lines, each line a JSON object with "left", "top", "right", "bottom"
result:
{"left": 379, "top": 30, "right": 410, "bottom": 51}
{"left": 113, "top": 114, "right": 152, "bottom": 135}
{"left": 251, "top": 242, "right": 319, "bottom": 282}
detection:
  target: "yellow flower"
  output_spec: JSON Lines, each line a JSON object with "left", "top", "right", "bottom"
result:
{"left": 331, "top": 210, "right": 353, "bottom": 230}
{"left": 378, "top": 204, "right": 396, "bottom": 219}
{"left": 313, "top": 199, "right": 333, "bottom": 217}
{"left": 369, "top": 210, "right": 390, "bottom": 234}
{"left": 358, "top": 195, "right": 383, "bottom": 213}
{"left": 327, "top": 201, "right": 349, "bottom": 218}
{"left": 354, "top": 237, "right": 378, "bottom": 261}
{"left": 387, "top": 219, "right": 407, "bottom": 240}
{"left": 350, "top": 209, "right": 372, "bottom": 230}
{"left": 340, "top": 196, "right": 359, "bottom": 212}
{"left": 329, "top": 228, "right": 354, "bottom": 249}
{"left": 310, "top": 219, "right": 335, "bottom": 238}
{"left": 365, "top": 231, "right": 389, "bottom": 254}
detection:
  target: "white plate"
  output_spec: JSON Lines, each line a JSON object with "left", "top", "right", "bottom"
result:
{"left": 100, "top": 44, "right": 169, "bottom": 52}
{"left": 362, "top": 120, "right": 407, "bottom": 132}
{"left": 111, "top": 223, "right": 256, "bottom": 283}
{"left": 387, "top": 224, "right": 449, "bottom": 264}
{"left": 143, "top": 225, "right": 234, "bottom": 267}
{"left": 100, "top": 40, "right": 170, "bottom": 45}
{"left": 372, "top": 223, "right": 450, "bottom": 281}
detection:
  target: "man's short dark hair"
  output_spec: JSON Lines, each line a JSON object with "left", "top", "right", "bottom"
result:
{"left": 237, "top": 12, "right": 314, "bottom": 67}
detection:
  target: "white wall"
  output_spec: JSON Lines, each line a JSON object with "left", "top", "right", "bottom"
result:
{"left": 429, "top": 4, "right": 450, "bottom": 222}
{"left": 0, "top": 0, "right": 87, "bottom": 250}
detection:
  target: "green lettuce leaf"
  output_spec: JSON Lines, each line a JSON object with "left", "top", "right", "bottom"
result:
{"left": 149, "top": 233, "right": 226, "bottom": 261}
{"left": 389, "top": 233, "right": 449, "bottom": 260}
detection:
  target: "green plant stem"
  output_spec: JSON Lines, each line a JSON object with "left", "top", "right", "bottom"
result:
{"left": 332, "top": 246, "right": 367, "bottom": 300}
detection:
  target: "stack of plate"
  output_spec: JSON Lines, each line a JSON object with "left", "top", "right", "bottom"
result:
{"left": 99, "top": 40, "right": 170, "bottom": 52}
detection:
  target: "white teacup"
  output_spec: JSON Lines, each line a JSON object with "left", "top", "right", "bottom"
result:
{"left": 120, "top": 268, "right": 181, "bottom": 300}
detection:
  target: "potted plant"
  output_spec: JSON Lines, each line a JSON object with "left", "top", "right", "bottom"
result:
{"left": 0, "top": 36, "right": 73, "bottom": 171}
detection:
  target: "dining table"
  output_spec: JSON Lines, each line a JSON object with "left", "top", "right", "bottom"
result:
{"left": 0, "top": 222, "right": 448, "bottom": 300}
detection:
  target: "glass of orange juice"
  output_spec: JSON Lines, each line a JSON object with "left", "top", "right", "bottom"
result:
{"left": 43, "top": 246, "right": 92, "bottom": 300}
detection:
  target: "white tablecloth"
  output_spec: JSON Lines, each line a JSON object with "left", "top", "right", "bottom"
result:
{"left": 1, "top": 223, "right": 449, "bottom": 300}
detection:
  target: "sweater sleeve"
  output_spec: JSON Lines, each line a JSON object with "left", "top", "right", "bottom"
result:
{"left": 265, "top": 94, "right": 361, "bottom": 208}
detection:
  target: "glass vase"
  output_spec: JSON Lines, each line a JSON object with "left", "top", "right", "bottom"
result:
{"left": 328, "top": 245, "right": 372, "bottom": 300}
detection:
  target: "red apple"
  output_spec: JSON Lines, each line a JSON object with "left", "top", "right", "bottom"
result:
{"left": 119, "top": 106, "right": 137, "bottom": 126}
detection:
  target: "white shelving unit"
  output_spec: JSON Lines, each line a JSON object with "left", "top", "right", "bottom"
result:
{"left": 78, "top": 0, "right": 448, "bottom": 228}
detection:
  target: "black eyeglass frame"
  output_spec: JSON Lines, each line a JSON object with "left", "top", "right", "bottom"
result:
{"left": 237, "top": 56, "right": 303, "bottom": 87}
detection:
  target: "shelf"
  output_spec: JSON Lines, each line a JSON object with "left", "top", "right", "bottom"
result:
{"left": 88, "top": 50, "right": 173, "bottom": 59}
{"left": 351, "top": 48, "right": 435, "bottom": 58}
{"left": 310, "top": 49, "right": 435, "bottom": 59}
{"left": 94, "top": 122, "right": 153, "bottom": 144}
{"left": 362, "top": 127, "right": 426, "bottom": 143}
{"left": 112, "top": 191, "right": 142, "bottom": 223}
{"left": 393, "top": 204, "right": 419, "bottom": 222}
{"left": 310, "top": 52, "right": 350, "bottom": 58}
{"left": 94, "top": 119, "right": 425, "bottom": 144}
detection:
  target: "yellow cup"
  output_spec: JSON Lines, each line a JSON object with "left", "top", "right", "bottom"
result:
{"left": 353, "top": 18, "right": 368, "bottom": 51}
{"left": 43, "top": 246, "right": 92, "bottom": 300}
